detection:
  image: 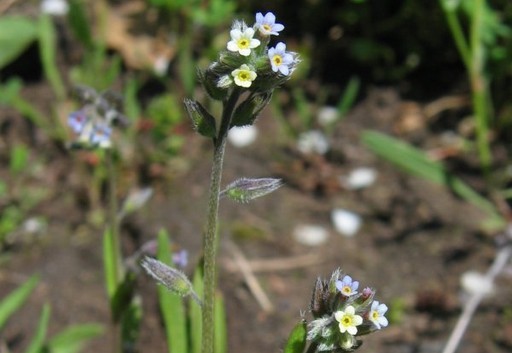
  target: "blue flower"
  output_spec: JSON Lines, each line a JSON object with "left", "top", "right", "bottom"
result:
{"left": 172, "top": 249, "right": 189, "bottom": 268}
{"left": 368, "top": 301, "right": 389, "bottom": 329}
{"left": 68, "top": 110, "right": 88, "bottom": 134}
{"left": 268, "top": 42, "right": 295, "bottom": 76}
{"left": 255, "top": 12, "right": 284, "bottom": 36}
{"left": 336, "top": 275, "right": 359, "bottom": 297}
{"left": 90, "top": 122, "right": 112, "bottom": 147}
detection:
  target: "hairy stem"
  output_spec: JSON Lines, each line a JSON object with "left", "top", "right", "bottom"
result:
{"left": 202, "top": 90, "right": 240, "bottom": 353}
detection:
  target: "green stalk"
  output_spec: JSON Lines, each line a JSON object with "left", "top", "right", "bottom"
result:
{"left": 441, "top": 5, "right": 470, "bottom": 69}
{"left": 202, "top": 90, "right": 240, "bottom": 353}
{"left": 469, "top": 0, "right": 491, "bottom": 174}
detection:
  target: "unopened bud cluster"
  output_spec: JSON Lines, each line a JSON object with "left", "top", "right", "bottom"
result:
{"left": 200, "top": 12, "right": 299, "bottom": 100}
{"left": 308, "top": 269, "right": 388, "bottom": 352}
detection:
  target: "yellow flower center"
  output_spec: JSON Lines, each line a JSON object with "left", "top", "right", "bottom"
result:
{"left": 372, "top": 311, "right": 379, "bottom": 320}
{"left": 272, "top": 55, "right": 283, "bottom": 66}
{"left": 263, "top": 24, "right": 272, "bottom": 32}
{"left": 237, "top": 38, "right": 249, "bottom": 49}
{"left": 341, "top": 315, "right": 353, "bottom": 327}
{"left": 239, "top": 72, "right": 249, "bottom": 80}
{"left": 341, "top": 286, "right": 352, "bottom": 295}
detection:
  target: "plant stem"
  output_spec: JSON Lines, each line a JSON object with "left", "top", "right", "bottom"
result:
{"left": 202, "top": 90, "right": 240, "bottom": 353}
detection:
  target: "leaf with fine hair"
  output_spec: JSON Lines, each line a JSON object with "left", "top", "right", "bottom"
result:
{"left": 283, "top": 320, "right": 307, "bottom": 353}
{"left": 184, "top": 98, "right": 217, "bottom": 138}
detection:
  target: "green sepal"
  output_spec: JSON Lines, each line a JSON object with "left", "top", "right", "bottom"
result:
{"left": 231, "top": 91, "right": 272, "bottom": 127}
{"left": 184, "top": 98, "right": 217, "bottom": 138}
{"left": 198, "top": 67, "right": 229, "bottom": 101}
{"left": 284, "top": 319, "right": 307, "bottom": 353}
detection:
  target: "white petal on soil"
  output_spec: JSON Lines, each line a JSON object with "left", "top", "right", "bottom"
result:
{"left": 293, "top": 224, "right": 329, "bottom": 246}
{"left": 460, "top": 271, "right": 494, "bottom": 297}
{"left": 331, "top": 209, "right": 362, "bottom": 237}
{"left": 297, "top": 130, "right": 329, "bottom": 155}
{"left": 317, "top": 106, "right": 339, "bottom": 126}
{"left": 41, "top": 0, "right": 69, "bottom": 15}
{"left": 341, "top": 167, "right": 377, "bottom": 190}
{"left": 228, "top": 125, "right": 258, "bottom": 147}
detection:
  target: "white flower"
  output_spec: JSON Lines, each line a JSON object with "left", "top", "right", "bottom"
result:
{"left": 231, "top": 64, "right": 257, "bottom": 88}
{"left": 227, "top": 21, "right": 260, "bottom": 56}
{"left": 368, "top": 301, "right": 389, "bottom": 329}
{"left": 334, "top": 306, "right": 363, "bottom": 335}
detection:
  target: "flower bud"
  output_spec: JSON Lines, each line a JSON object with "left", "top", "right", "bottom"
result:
{"left": 141, "top": 257, "right": 201, "bottom": 305}
{"left": 220, "top": 177, "right": 283, "bottom": 203}
{"left": 198, "top": 65, "right": 229, "bottom": 101}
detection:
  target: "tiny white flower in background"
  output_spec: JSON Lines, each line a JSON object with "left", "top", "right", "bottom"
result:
{"left": 268, "top": 42, "right": 294, "bottom": 76}
{"left": 153, "top": 55, "right": 169, "bottom": 76}
{"left": 228, "top": 125, "right": 258, "bottom": 147}
{"left": 368, "top": 301, "right": 389, "bottom": 329}
{"left": 334, "top": 306, "right": 363, "bottom": 335}
{"left": 231, "top": 64, "right": 257, "bottom": 88}
{"left": 297, "top": 130, "right": 329, "bottom": 155}
{"left": 41, "top": 0, "right": 69, "bottom": 15}
{"left": 255, "top": 12, "right": 284, "bottom": 36}
{"left": 341, "top": 167, "right": 377, "bottom": 190}
{"left": 227, "top": 21, "right": 260, "bottom": 56}
{"left": 293, "top": 224, "right": 329, "bottom": 246}
{"left": 331, "top": 208, "right": 362, "bottom": 237}
{"left": 461, "top": 271, "right": 494, "bottom": 297}
{"left": 317, "top": 106, "right": 339, "bottom": 126}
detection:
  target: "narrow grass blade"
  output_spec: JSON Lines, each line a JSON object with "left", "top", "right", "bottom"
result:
{"left": 283, "top": 320, "right": 307, "bottom": 353}
{"left": 102, "top": 228, "right": 117, "bottom": 300}
{"left": 157, "top": 229, "right": 189, "bottom": 353}
{"left": 361, "top": 130, "right": 504, "bottom": 227}
{"left": 214, "top": 293, "right": 227, "bottom": 353}
{"left": 0, "top": 275, "right": 39, "bottom": 330}
{"left": 38, "top": 14, "right": 65, "bottom": 100}
{"left": 190, "top": 263, "right": 204, "bottom": 353}
{"left": 25, "top": 304, "right": 50, "bottom": 353}
{"left": 48, "top": 323, "right": 104, "bottom": 353}
{"left": 337, "top": 76, "right": 360, "bottom": 118}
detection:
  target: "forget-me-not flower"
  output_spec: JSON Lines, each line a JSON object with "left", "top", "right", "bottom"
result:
{"left": 255, "top": 12, "right": 284, "bottom": 36}
{"left": 231, "top": 64, "right": 257, "bottom": 87}
{"left": 334, "top": 306, "right": 363, "bottom": 335}
{"left": 227, "top": 21, "right": 260, "bottom": 56}
{"left": 268, "top": 42, "right": 294, "bottom": 76}
{"left": 336, "top": 275, "right": 359, "bottom": 297}
{"left": 368, "top": 300, "right": 389, "bottom": 330}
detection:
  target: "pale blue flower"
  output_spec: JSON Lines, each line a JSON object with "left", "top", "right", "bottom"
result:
{"left": 68, "top": 110, "right": 88, "bottom": 134}
{"left": 90, "top": 122, "right": 112, "bottom": 147}
{"left": 268, "top": 42, "right": 294, "bottom": 76}
{"left": 255, "top": 12, "right": 284, "bottom": 36}
{"left": 173, "top": 249, "right": 189, "bottom": 268}
{"left": 368, "top": 301, "right": 388, "bottom": 329}
{"left": 336, "top": 275, "right": 359, "bottom": 297}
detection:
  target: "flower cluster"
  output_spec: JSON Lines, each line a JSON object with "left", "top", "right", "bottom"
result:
{"left": 67, "top": 86, "right": 127, "bottom": 149}
{"left": 307, "top": 269, "right": 388, "bottom": 351}
{"left": 199, "top": 12, "right": 299, "bottom": 98}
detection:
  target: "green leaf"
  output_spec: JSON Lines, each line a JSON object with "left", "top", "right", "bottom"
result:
{"left": 184, "top": 99, "right": 217, "bottom": 138}
{"left": 48, "top": 324, "right": 104, "bottom": 353}
{"left": 361, "top": 130, "right": 504, "bottom": 228}
{"left": 120, "top": 299, "right": 142, "bottom": 350}
{"left": 214, "top": 294, "right": 227, "bottom": 353}
{"left": 0, "top": 275, "right": 39, "bottom": 330}
{"left": 38, "top": 14, "right": 65, "bottom": 100}
{"left": 283, "top": 320, "right": 307, "bottom": 353}
{"left": 102, "top": 228, "right": 118, "bottom": 300}
{"left": 190, "top": 263, "right": 204, "bottom": 353}
{"left": 231, "top": 92, "right": 272, "bottom": 128}
{"left": 0, "top": 16, "right": 37, "bottom": 70}
{"left": 68, "top": 0, "right": 93, "bottom": 49}
{"left": 157, "top": 229, "right": 188, "bottom": 353}
{"left": 10, "top": 143, "right": 30, "bottom": 174}
{"left": 25, "top": 304, "right": 50, "bottom": 353}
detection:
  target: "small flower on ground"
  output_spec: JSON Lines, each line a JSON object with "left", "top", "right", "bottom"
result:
{"left": 255, "top": 12, "right": 284, "bottom": 36}
{"left": 268, "top": 42, "right": 294, "bottom": 75}
{"left": 368, "top": 301, "right": 389, "bottom": 329}
{"left": 336, "top": 275, "right": 359, "bottom": 297}
{"left": 334, "top": 306, "right": 363, "bottom": 335}
{"left": 231, "top": 64, "right": 257, "bottom": 88}
{"left": 68, "top": 110, "right": 88, "bottom": 134}
{"left": 227, "top": 21, "right": 260, "bottom": 56}
{"left": 90, "top": 122, "right": 112, "bottom": 147}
